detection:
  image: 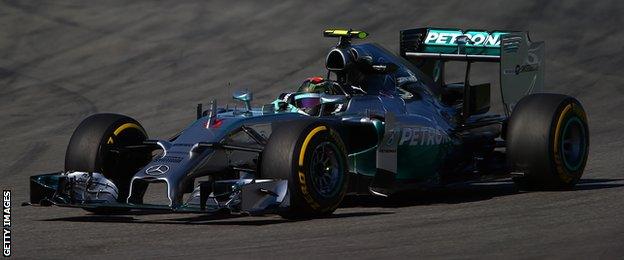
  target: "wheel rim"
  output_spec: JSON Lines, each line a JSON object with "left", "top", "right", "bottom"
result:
{"left": 309, "top": 141, "right": 344, "bottom": 198}
{"left": 560, "top": 116, "right": 586, "bottom": 171}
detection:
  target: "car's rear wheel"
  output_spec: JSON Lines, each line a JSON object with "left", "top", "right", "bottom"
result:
{"left": 261, "top": 120, "right": 349, "bottom": 219}
{"left": 507, "top": 93, "right": 589, "bottom": 189}
{"left": 65, "top": 113, "right": 151, "bottom": 211}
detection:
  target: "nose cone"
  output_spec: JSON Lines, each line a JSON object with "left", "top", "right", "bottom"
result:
{"left": 127, "top": 140, "right": 197, "bottom": 207}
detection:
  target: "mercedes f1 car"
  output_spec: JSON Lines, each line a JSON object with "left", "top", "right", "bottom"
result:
{"left": 28, "top": 28, "right": 589, "bottom": 218}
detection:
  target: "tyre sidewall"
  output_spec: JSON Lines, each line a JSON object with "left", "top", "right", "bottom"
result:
{"left": 65, "top": 113, "right": 149, "bottom": 202}
{"left": 549, "top": 98, "right": 589, "bottom": 185}
{"left": 99, "top": 120, "right": 148, "bottom": 180}
{"left": 508, "top": 94, "right": 590, "bottom": 189}
{"left": 290, "top": 125, "right": 348, "bottom": 215}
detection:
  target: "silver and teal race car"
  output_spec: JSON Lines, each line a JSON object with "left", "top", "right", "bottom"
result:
{"left": 28, "top": 28, "right": 589, "bottom": 218}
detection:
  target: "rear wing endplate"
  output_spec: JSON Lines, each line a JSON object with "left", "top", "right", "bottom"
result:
{"left": 499, "top": 33, "right": 545, "bottom": 113}
{"left": 400, "top": 28, "right": 545, "bottom": 114}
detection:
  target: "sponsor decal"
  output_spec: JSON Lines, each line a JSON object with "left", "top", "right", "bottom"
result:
{"left": 399, "top": 127, "right": 451, "bottom": 146}
{"left": 385, "top": 129, "right": 397, "bottom": 147}
{"left": 378, "top": 128, "right": 398, "bottom": 153}
{"left": 504, "top": 64, "right": 540, "bottom": 75}
{"left": 3, "top": 190, "right": 10, "bottom": 257}
{"left": 153, "top": 155, "right": 183, "bottom": 163}
{"left": 145, "top": 165, "right": 170, "bottom": 176}
{"left": 424, "top": 29, "right": 506, "bottom": 47}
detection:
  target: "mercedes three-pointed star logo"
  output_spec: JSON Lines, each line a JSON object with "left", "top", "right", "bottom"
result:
{"left": 145, "top": 164, "right": 170, "bottom": 176}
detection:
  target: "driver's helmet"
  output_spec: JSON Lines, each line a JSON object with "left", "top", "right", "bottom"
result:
{"left": 294, "top": 77, "right": 341, "bottom": 112}
{"left": 297, "top": 76, "right": 340, "bottom": 94}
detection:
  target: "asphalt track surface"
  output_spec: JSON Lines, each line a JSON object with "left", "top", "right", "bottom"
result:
{"left": 1, "top": 1, "right": 624, "bottom": 258}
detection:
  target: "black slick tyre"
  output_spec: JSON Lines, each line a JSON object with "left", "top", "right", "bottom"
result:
{"left": 507, "top": 93, "right": 589, "bottom": 189}
{"left": 65, "top": 113, "right": 150, "bottom": 211}
{"left": 261, "top": 120, "right": 349, "bottom": 219}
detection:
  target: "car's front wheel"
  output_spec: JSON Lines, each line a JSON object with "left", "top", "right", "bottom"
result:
{"left": 65, "top": 113, "right": 151, "bottom": 207}
{"left": 261, "top": 120, "right": 349, "bottom": 219}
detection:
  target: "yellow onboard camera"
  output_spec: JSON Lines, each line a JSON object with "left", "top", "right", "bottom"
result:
{"left": 323, "top": 29, "right": 369, "bottom": 39}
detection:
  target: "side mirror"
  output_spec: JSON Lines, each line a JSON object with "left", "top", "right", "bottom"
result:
{"left": 233, "top": 90, "right": 253, "bottom": 111}
{"left": 320, "top": 94, "right": 347, "bottom": 104}
{"left": 318, "top": 94, "right": 348, "bottom": 116}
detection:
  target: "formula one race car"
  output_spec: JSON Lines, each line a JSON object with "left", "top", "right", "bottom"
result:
{"left": 28, "top": 28, "right": 589, "bottom": 218}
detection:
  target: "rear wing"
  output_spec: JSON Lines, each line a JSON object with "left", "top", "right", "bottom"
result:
{"left": 400, "top": 28, "right": 545, "bottom": 114}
